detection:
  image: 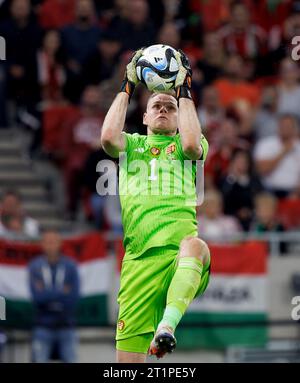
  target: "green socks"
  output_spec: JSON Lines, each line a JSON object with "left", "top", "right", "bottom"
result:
{"left": 159, "top": 257, "right": 203, "bottom": 331}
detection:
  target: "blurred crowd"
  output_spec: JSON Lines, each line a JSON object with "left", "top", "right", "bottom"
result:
{"left": 1, "top": 0, "right": 300, "bottom": 241}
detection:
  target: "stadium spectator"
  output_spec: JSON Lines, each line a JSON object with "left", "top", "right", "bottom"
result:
{"left": 230, "top": 99, "right": 256, "bottom": 144}
{"left": 37, "top": 0, "right": 76, "bottom": 30}
{"left": 217, "top": 1, "right": 267, "bottom": 60}
{"left": 277, "top": 58, "right": 300, "bottom": 120}
{"left": 268, "top": 1, "right": 300, "bottom": 65}
{"left": 251, "top": 192, "right": 286, "bottom": 253}
{"left": 0, "top": 190, "right": 39, "bottom": 238}
{"left": 197, "top": 189, "right": 241, "bottom": 242}
{"left": 213, "top": 54, "right": 260, "bottom": 108}
{"left": 60, "top": 85, "right": 104, "bottom": 218}
{"left": 60, "top": 0, "right": 102, "bottom": 102}
{"left": 82, "top": 31, "right": 122, "bottom": 86}
{"left": 253, "top": 0, "right": 293, "bottom": 33}
{"left": 157, "top": 21, "right": 181, "bottom": 50}
{"left": 254, "top": 114, "right": 300, "bottom": 198}
{"left": 220, "top": 149, "right": 263, "bottom": 231}
{"left": 37, "top": 30, "right": 66, "bottom": 106}
{"left": 197, "top": 86, "right": 224, "bottom": 146}
{"left": 254, "top": 86, "right": 279, "bottom": 140}
{"left": 29, "top": 230, "right": 80, "bottom": 363}
{"left": 107, "top": 0, "right": 156, "bottom": 52}
{"left": 196, "top": 33, "right": 225, "bottom": 87}
{"left": 0, "top": 0, "right": 41, "bottom": 117}
{"left": 205, "top": 118, "right": 249, "bottom": 188}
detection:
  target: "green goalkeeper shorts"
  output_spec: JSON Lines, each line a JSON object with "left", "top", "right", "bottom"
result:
{"left": 116, "top": 244, "right": 211, "bottom": 354}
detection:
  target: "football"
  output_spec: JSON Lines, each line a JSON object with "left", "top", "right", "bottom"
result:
{"left": 136, "top": 44, "right": 179, "bottom": 92}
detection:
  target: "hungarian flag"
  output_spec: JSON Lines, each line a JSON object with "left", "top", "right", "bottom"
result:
{"left": 177, "top": 241, "right": 268, "bottom": 349}
{"left": 0, "top": 233, "right": 111, "bottom": 328}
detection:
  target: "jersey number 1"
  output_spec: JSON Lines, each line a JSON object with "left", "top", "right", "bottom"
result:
{"left": 148, "top": 158, "right": 157, "bottom": 181}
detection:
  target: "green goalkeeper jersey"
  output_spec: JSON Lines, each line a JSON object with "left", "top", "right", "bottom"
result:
{"left": 119, "top": 132, "right": 209, "bottom": 259}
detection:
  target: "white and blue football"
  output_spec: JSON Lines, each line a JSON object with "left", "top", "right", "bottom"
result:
{"left": 136, "top": 44, "right": 179, "bottom": 92}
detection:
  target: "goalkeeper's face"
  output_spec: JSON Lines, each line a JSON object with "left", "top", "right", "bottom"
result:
{"left": 144, "top": 93, "right": 178, "bottom": 136}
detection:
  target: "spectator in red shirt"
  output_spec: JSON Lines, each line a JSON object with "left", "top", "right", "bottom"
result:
{"left": 187, "top": 0, "right": 230, "bottom": 32}
{"left": 205, "top": 117, "right": 249, "bottom": 188}
{"left": 217, "top": 1, "right": 267, "bottom": 60}
{"left": 37, "top": 30, "right": 66, "bottom": 106}
{"left": 37, "top": 0, "right": 76, "bottom": 30}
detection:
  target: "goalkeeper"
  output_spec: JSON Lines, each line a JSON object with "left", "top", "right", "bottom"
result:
{"left": 101, "top": 48, "right": 211, "bottom": 362}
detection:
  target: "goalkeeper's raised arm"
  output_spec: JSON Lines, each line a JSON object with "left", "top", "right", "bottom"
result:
{"left": 100, "top": 48, "right": 144, "bottom": 158}
{"left": 175, "top": 50, "right": 203, "bottom": 161}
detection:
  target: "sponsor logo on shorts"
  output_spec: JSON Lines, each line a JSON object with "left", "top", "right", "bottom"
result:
{"left": 150, "top": 147, "right": 160, "bottom": 156}
{"left": 118, "top": 320, "right": 125, "bottom": 331}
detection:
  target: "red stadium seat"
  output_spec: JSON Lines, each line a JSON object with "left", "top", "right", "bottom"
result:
{"left": 277, "top": 198, "right": 300, "bottom": 230}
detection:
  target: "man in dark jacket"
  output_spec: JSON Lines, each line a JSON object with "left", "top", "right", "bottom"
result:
{"left": 28, "top": 230, "right": 80, "bottom": 363}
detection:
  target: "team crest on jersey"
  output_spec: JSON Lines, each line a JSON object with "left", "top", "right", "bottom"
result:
{"left": 166, "top": 143, "right": 176, "bottom": 155}
{"left": 150, "top": 147, "right": 160, "bottom": 156}
{"left": 118, "top": 320, "right": 125, "bottom": 331}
